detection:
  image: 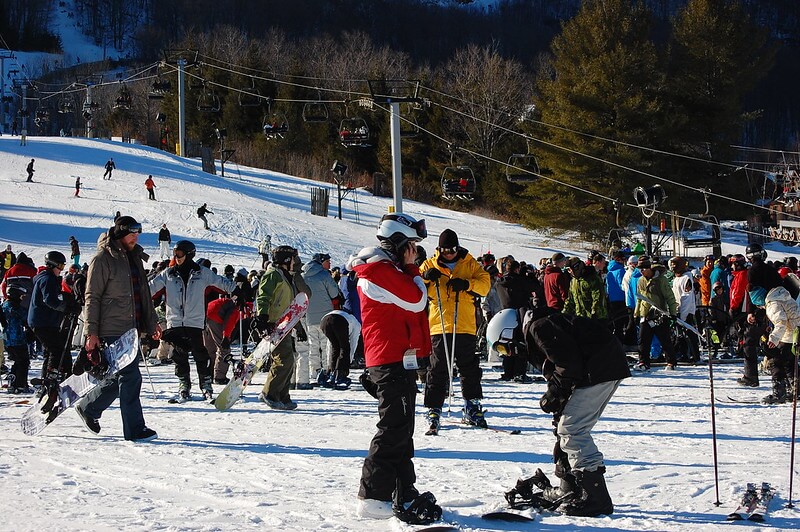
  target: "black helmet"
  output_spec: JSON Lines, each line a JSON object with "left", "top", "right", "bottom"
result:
{"left": 745, "top": 243, "right": 767, "bottom": 262}
{"left": 224, "top": 264, "right": 235, "bottom": 275}
{"left": 45, "top": 250, "right": 67, "bottom": 269}
{"left": 272, "top": 245, "right": 296, "bottom": 266}
{"left": 173, "top": 240, "right": 196, "bottom": 260}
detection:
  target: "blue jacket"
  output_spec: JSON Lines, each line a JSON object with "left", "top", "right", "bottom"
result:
{"left": 28, "top": 269, "right": 67, "bottom": 329}
{"left": 710, "top": 265, "right": 728, "bottom": 292}
{"left": 605, "top": 260, "right": 626, "bottom": 303}
{"left": 2, "top": 301, "right": 27, "bottom": 346}
{"left": 626, "top": 268, "right": 642, "bottom": 309}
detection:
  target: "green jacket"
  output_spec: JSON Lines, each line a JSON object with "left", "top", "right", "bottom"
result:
{"left": 563, "top": 272, "right": 608, "bottom": 320}
{"left": 634, "top": 265, "right": 678, "bottom": 319}
{"left": 256, "top": 265, "right": 311, "bottom": 322}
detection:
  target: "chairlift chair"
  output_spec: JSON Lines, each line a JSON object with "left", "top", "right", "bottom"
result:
{"left": 679, "top": 214, "right": 721, "bottom": 256}
{"left": 441, "top": 166, "right": 476, "bottom": 201}
{"left": 148, "top": 79, "right": 171, "bottom": 100}
{"left": 263, "top": 112, "right": 289, "bottom": 139}
{"left": 238, "top": 78, "right": 261, "bottom": 107}
{"left": 197, "top": 86, "right": 221, "bottom": 113}
{"left": 506, "top": 153, "right": 540, "bottom": 183}
{"left": 339, "top": 117, "right": 370, "bottom": 148}
{"left": 58, "top": 95, "right": 75, "bottom": 114}
{"left": 400, "top": 115, "right": 420, "bottom": 138}
{"left": 113, "top": 87, "right": 132, "bottom": 110}
{"left": 303, "top": 101, "right": 329, "bottom": 123}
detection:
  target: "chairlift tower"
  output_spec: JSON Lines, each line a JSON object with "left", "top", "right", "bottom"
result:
{"left": 368, "top": 80, "right": 422, "bottom": 214}
{"left": 163, "top": 50, "right": 198, "bottom": 157}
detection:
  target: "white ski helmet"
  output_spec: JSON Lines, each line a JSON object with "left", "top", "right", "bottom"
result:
{"left": 486, "top": 308, "right": 520, "bottom": 356}
{"left": 376, "top": 213, "right": 427, "bottom": 249}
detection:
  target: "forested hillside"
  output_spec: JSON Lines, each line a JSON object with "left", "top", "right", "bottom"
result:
{"left": 4, "top": 0, "right": 800, "bottom": 238}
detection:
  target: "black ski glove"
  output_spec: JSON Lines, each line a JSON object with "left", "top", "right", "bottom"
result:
{"left": 421, "top": 268, "right": 442, "bottom": 283}
{"left": 447, "top": 277, "right": 469, "bottom": 292}
{"left": 220, "top": 337, "right": 231, "bottom": 350}
{"left": 254, "top": 315, "right": 275, "bottom": 337}
{"left": 540, "top": 381, "right": 569, "bottom": 414}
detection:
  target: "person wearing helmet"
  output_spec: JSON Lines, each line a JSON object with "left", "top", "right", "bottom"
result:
{"left": 301, "top": 252, "right": 343, "bottom": 389}
{"left": 77, "top": 215, "right": 160, "bottom": 442}
{"left": 149, "top": 239, "right": 238, "bottom": 402}
{"left": 348, "top": 213, "right": 438, "bottom": 521}
{"left": 747, "top": 277, "right": 800, "bottom": 404}
{"left": 252, "top": 245, "right": 311, "bottom": 410}
{"left": 419, "top": 229, "right": 491, "bottom": 431}
{"left": 499, "top": 308, "right": 629, "bottom": 517}
{"left": 28, "top": 250, "right": 80, "bottom": 383}
{"left": 669, "top": 256, "right": 699, "bottom": 363}
{"left": 633, "top": 256, "right": 678, "bottom": 371}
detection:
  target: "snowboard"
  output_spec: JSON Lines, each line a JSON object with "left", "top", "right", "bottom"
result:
{"left": 214, "top": 293, "right": 308, "bottom": 411}
{"left": 20, "top": 328, "right": 140, "bottom": 436}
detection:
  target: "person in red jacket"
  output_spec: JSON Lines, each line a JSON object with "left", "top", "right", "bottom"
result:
{"left": 204, "top": 296, "right": 251, "bottom": 384}
{"left": 543, "top": 252, "right": 570, "bottom": 311}
{"left": 145, "top": 175, "right": 156, "bottom": 200}
{"left": 349, "top": 213, "right": 440, "bottom": 524}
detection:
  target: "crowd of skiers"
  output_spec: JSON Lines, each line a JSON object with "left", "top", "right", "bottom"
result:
{"left": 4, "top": 215, "right": 800, "bottom": 522}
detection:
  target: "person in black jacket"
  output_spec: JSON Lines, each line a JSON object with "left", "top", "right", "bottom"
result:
{"left": 28, "top": 251, "right": 81, "bottom": 383}
{"left": 496, "top": 310, "right": 630, "bottom": 517}
{"left": 158, "top": 223, "right": 171, "bottom": 259}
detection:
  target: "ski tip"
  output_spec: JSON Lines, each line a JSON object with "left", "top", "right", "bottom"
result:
{"left": 482, "top": 510, "right": 535, "bottom": 522}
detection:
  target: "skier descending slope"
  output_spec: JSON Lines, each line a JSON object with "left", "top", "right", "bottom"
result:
{"left": 490, "top": 309, "right": 630, "bottom": 516}
{"left": 348, "top": 213, "right": 442, "bottom": 525}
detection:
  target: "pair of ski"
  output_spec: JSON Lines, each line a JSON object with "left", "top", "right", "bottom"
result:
{"left": 727, "top": 482, "right": 774, "bottom": 521}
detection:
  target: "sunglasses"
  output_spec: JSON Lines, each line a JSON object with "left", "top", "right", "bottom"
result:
{"left": 438, "top": 247, "right": 458, "bottom": 255}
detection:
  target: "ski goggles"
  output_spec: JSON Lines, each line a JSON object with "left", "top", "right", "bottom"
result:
{"left": 119, "top": 221, "right": 143, "bottom": 235}
{"left": 437, "top": 247, "right": 458, "bottom": 255}
{"left": 173, "top": 250, "right": 187, "bottom": 259}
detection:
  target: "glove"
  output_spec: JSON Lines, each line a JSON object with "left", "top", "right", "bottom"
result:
{"left": 447, "top": 277, "right": 469, "bottom": 292}
{"left": 295, "top": 322, "right": 308, "bottom": 342}
{"left": 539, "top": 381, "right": 569, "bottom": 414}
{"left": 253, "top": 315, "right": 275, "bottom": 337}
{"left": 220, "top": 337, "right": 231, "bottom": 349}
{"left": 422, "top": 268, "right": 442, "bottom": 283}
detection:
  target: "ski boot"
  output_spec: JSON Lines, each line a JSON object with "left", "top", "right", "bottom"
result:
{"left": 173, "top": 376, "right": 192, "bottom": 403}
{"left": 462, "top": 398, "right": 488, "bottom": 428}
{"left": 762, "top": 379, "right": 788, "bottom": 404}
{"left": 737, "top": 376, "right": 759, "bottom": 387}
{"left": 425, "top": 408, "right": 441, "bottom": 436}
{"left": 560, "top": 467, "right": 613, "bottom": 517}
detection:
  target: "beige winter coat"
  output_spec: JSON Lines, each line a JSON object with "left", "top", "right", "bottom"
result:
{"left": 765, "top": 286, "right": 800, "bottom": 345}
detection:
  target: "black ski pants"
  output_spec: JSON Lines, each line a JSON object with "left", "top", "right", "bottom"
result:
{"left": 359, "top": 362, "right": 417, "bottom": 502}
{"left": 7, "top": 344, "right": 30, "bottom": 388}
{"left": 424, "top": 333, "right": 483, "bottom": 409}
{"left": 765, "top": 342, "right": 796, "bottom": 387}
{"left": 742, "top": 318, "right": 767, "bottom": 381}
{"left": 500, "top": 343, "right": 528, "bottom": 379}
{"left": 320, "top": 313, "right": 353, "bottom": 380}
{"left": 162, "top": 327, "right": 211, "bottom": 387}
{"left": 33, "top": 326, "right": 72, "bottom": 377}
{"left": 623, "top": 306, "right": 638, "bottom": 346}
{"left": 638, "top": 319, "right": 676, "bottom": 367}
{"left": 608, "top": 300, "right": 628, "bottom": 344}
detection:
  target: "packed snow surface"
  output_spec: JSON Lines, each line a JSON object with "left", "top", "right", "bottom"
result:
{"left": 0, "top": 136, "right": 798, "bottom": 531}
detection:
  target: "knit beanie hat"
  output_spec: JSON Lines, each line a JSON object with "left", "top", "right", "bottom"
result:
{"left": 438, "top": 229, "right": 459, "bottom": 249}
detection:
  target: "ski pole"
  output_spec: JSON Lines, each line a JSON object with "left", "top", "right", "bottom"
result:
{"left": 433, "top": 280, "right": 452, "bottom": 413}
{"left": 707, "top": 343, "right": 721, "bottom": 507}
{"left": 140, "top": 339, "right": 158, "bottom": 400}
{"left": 447, "top": 293, "right": 460, "bottom": 415}
{"left": 788, "top": 334, "right": 799, "bottom": 509}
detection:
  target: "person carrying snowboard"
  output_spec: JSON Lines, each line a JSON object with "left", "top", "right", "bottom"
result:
{"left": 252, "top": 245, "right": 311, "bottom": 410}
{"left": 76, "top": 216, "right": 160, "bottom": 441}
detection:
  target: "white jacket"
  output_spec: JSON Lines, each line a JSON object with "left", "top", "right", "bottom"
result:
{"left": 765, "top": 286, "right": 800, "bottom": 345}
{"left": 149, "top": 263, "right": 237, "bottom": 330}
{"left": 322, "top": 310, "right": 362, "bottom": 359}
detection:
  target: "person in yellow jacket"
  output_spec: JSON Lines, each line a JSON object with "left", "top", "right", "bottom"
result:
{"left": 419, "top": 229, "right": 490, "bottom": 434}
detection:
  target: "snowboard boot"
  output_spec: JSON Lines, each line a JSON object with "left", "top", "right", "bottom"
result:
{"left": 560, "top": 467, "right": 613, "bottom": 517}
{"left": 200, "top": 376, "right": 213, "bottom": 401}
{"left": 762, "top": 379, "right": 788, "bottom": 405}
{"left": 425, "top": 408, "right": 441, "bottom": 435}
{"left": 462, "top": 398, "right": 488, "bottom": 428}
{"left": 177, "top": 376, "right": 192, "bottom": 403}
{"left": 505, "top": 468, "right": 575, "bottom": 509}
